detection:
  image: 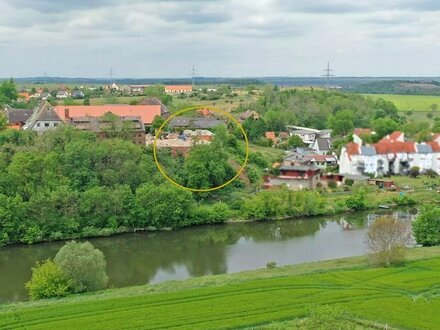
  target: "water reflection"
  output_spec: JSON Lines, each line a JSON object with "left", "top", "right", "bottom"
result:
{"left": 0, "top": 209, "right": 413, "bottom": 304}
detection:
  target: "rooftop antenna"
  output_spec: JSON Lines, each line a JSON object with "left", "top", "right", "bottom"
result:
{"left": 322, "top": 62, "right": 334, "bottom": 87}
{"left": 189, "top": 65, "right": 198, "bottom": 87}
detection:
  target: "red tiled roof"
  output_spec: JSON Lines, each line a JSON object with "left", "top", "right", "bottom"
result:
{"left": 198, "top": 108, "right": 213, "bottom": 117}
{"left": 375, "top": 140, "right": 415, "bottom": 154}
{"left": 265, "top": 131, "right": 276, "bottom": 141}
{"left": 346, "top": 142, "right": 360, "bottom": 156}
{"left": 427, "top": 141, "right": 440, "bottom": 152}
{"left": 380, "top": 131, "right": 404, "bottom": 142}
{"left": 54, "top": 105, "right": 162, "bottom": 125}
{"left": 353, "top": 128, "right": 371, "bottom": 136}
{"left": 165, "top": 85, "right": 193, "bottom": 92}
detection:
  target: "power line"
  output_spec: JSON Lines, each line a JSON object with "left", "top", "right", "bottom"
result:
{"left": 322, "top": 62, "right": 334, "bottom": 88}
{"left": 109, "top": 67, "right": 115, "bottom": 81}
{"left": 322, "top": 61, "right": 334, "bottom": 78}
{"left": 188, "top": 65, "right": 198, "bottom": 87}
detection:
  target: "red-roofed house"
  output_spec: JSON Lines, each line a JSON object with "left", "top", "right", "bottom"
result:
{"left": 164, "top": 85, "right": 193, "bottom": 94}
{"left": 198, "top": 108, "right": 214, "bottom": 117}
{"left": 265, "top": 131, "right": 276, "bottom": 143}
{"left": 380, "top": 131, "right": 404, "bottom": 143}
{"left": 54, "top": 104, "right": 165, "bottom": 126}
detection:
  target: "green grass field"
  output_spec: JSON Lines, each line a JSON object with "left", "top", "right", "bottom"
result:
{"left": 1, "top": 247, "right": 440, "bottom": 329}
{"left": 365, "top": 94, "right": 440, "bottom": 111}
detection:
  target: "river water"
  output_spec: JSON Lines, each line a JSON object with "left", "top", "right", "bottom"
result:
{"left": 0, "top": 209, "right": 416, "bottom": 304}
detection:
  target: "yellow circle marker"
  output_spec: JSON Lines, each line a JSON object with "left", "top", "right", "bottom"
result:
{"left": 153, "top": 106, "right": 249, "bottom": 192}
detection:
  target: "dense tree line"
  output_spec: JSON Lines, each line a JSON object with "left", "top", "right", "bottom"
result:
{"left": 0, "top": 127, "right": 235, "bottom": 245}
{"left": 240, "top": 88, "right": 403, "bottom": 142}
{"left": 350, "top": 80, "right": 440, "bottom": 96}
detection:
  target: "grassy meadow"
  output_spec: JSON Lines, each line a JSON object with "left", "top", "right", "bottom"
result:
{"left": 365, "top": 94, "right": 440, "bottom": 111}
{"left": 1, "top": 247, "right": 440, "bottom": 329}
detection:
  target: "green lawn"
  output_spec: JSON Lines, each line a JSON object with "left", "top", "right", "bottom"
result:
{"left": 365, "top": 94, "right": 440, "bottom": 111}
{"left": 2, "top": 247, "right": 440, "bottom": 329}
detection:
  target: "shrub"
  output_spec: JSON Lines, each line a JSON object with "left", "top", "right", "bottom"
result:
{"left": 413, "top": 206, "right": 440, "bottom": 246}
{"left": 249, "top": 152, "right": 268, "bottom": 168}
{"left": 409, "top": 166, "right": 420, "bottom": 178}
{"left": 266, "top": 261, "right": 277, "bottom": 269}
{"left": 365, "top": 216, "right": 411, "bottom": 267}
{"left": 25, "top": 260, "right": 71, "bottom": 300}
{"left": 327, "top": 180, "right": 337, "bottom": 189}
{"left": 54, "top": 241, "right": 108, "bottom": 293}
{"left": 344, "top": 178, "right": 354, "bottom": 186}
{"left": 345, "top": 193, "right": 365, "bottom": 210}
{"left": 393, "top": 194, "right": 416, "bottom": 206}
{"left": 424, "top": 169, "right": 439, "bottom": 178}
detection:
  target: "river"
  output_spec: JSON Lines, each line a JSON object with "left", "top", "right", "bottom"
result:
{"left": 0, "top": 208, "right": 416, "bottom": 304}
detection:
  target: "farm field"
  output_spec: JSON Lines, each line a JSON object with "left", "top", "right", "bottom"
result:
{"left": 1, "top": 247, "right": 440, "bottom": 330}
{"left": 365, "top": 93, "right": 440, "bottom": 111}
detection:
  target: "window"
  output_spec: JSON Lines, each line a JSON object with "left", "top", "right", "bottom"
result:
{"left": 54, "top": 123, "right": 58, "bottom": 127}
{"left": 45, "top": 123, "right": 49, "bottom": 127}
{"left": 36, "top": 123, "right": 40, "bottom": 127}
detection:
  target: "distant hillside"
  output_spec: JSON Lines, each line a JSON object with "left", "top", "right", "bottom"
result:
{"left": 349, "top": 80, "right": 440, "bottom": 95}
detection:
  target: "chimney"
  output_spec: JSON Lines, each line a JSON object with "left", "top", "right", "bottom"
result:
{"left": 64, "top": 108, "right": 70, "bottom": 120}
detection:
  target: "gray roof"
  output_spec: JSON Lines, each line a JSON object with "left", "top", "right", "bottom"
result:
{"left": 24, "top": 102, "right": 62, "bottom": 129}
{"left": 191, "top": 118, "right": 227, "bottom": 129}
{"left": 36, "top": 106, "right": 62, "bottom": 122}
{"left": 284, "top": 152, "right": 304, "bottom": 161}
{"left": 341, "top": 173, "right": 370, "bottom": 181}
{"left": 139, "top": 97, "right": 170, "bottom": 115}
{"left": 360, "top": 145, "right": 377, "bottom": 156}
{"left": 316, "top": 138, "right": 331, "bottom": 150}
{"left": 279, "top": 165, "right": 320, "bottom": 172}
{"left": 416, "top": 144, "right": 433, "bottom": 154}
{"left": 170, "top": 116, "right": 190, "bottom": 127}
{"left": 5, "top": 107, "right": 33, "bottom": 123}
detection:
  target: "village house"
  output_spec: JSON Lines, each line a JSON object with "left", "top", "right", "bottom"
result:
{"left": 3, "top": 105, "right": 34, "bottom": 130}
{"left": 18, "top": 92, "right": 30, "bottom": 102}
{"left": 312, "top": 137, "right": 332, "bottom": 155}
{"left": 130, "top": 85, "right": 149, "bottom": 95}
{"left": 56, "top": 90, "right": 70, "bottom": 99}
{"left": 68, "top": 113, "right": 146, "bottom": 145}
{"left": 23, "top": 102, "right": 63, "bottom": 132}
{"left": 263, "top": 165, "right": 321, "bottom": 190}
{"left": 287, "top": 125, "right": 332, "bottom": 154}
{"left": 339, "top": 131, "right": 440, "bottom": 176}
{"left": 164, "top": 85, "right": 193, "bottom": 94}
{"left": 239, "top": 110, "right": 259, "bottom": 122}
{"left": 71, "top": 90, "right": 85, "bottom": 99}
{"left": 283, "top": 148, "right": 338, "bottom": 170}
{"left": 265, "top": 131, "right": 276, "bottom": 144}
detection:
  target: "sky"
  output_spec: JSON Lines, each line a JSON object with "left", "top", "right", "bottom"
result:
{"left": 0, "top": 0, "right": 439, "bottom": 78}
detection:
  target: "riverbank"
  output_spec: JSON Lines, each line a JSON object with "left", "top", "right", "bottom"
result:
{"left": 1, "top": 246, "right": 440, "bottom": 329}
{"left": 2, "top": 180, "right": 438, "bottom": 248}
